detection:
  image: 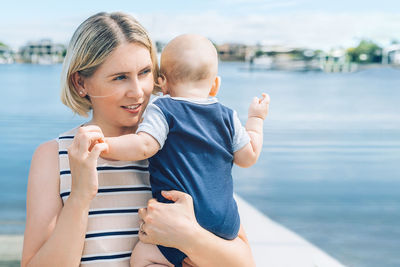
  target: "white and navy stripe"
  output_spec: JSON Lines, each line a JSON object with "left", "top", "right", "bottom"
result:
{"left": 85, "top": 228, "right": 139, "bottom": 239}
{"left": 58, "top": 127, "right": 152, "bottom": 266}
{"left": 59, "top": 165, "right": 149, "bottom": 176}
{"left": 80, "top": 251, "right": 132, "bottom": 264}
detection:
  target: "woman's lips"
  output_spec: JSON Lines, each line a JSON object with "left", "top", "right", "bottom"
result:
{"left": 121, "top": 104, "right": 141, "bottom": 114}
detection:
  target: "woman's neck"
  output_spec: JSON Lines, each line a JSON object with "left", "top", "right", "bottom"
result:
{"left": 86, "top": 119, "right": 137, "bottom": 137}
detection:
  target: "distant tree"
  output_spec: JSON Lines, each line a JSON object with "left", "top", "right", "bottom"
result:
{"left": 0, "top": 42, "right": 8, "bottom": 48}
{"left": 315, "top": 49, "right": 324, "bottom": 54}
{"left": 255, "top": 50, "right": 264, "bottom": 57}
{"left": 346, "top": 40, "right": 382, "bottom": 64}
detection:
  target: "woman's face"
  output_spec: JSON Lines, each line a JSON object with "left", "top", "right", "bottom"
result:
{"left": 83, "top": 42, "right": 154, "bottom": 133}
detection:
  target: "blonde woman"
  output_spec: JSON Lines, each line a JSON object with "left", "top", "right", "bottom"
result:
{"left": 21, "top": 12, "right": 254, "bottom": 267}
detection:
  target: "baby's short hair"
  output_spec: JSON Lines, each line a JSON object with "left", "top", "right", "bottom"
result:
{"left": 160, "top": 34, "right": 218, "bottom": 85}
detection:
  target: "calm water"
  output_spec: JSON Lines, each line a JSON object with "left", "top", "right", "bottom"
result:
{"left": 0, "top": 63, "right": 399, "bottom": 266}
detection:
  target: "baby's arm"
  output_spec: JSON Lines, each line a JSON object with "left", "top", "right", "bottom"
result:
{"left": 101, "top": 101, "right": 168, "bottom": 161}
{"left": 102, "top": 132, "right": 160, "bottom": 161}
{"left": 234, "top": 93, "right": 270, "bottom": 168}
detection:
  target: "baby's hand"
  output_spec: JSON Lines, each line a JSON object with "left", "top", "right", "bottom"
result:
{"left": 248, "top": 93, "right": 270, "bottom": 120}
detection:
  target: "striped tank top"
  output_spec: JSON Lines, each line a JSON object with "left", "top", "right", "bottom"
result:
{"left": 57, "top": 127, "right": 152, "bottom": 266}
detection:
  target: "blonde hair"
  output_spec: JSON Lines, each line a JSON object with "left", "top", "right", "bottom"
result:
{"left": 60, "top": 12, "right": 159, "bottom": 117}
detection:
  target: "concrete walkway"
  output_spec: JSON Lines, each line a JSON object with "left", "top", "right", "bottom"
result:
{"left": 236, "top": 195, "right": 345, "bottom": 267}
{"left": 1, "top": 198, "right": 345, "bottom": 267}
{"left": 0, "top": 235, "right": 22, "bottom": 266}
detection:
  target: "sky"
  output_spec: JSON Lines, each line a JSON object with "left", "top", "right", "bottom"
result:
{"left": 1, "top": 0, "right": 400, "bottom": 51}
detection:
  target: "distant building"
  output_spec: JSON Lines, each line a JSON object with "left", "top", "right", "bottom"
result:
{"left": 0, "top": 44, "right": 15, "bottom": 64}
{"left": 155, "top": 41, "right": 166, "bottom": 53}
{"left": 217, "top": 43, "right": 248, "bottom": 61}
{"left": 320, "top": 48, "right": 357, "bottom": 73}
{"left": 382, "top": 44, "right": 400, "bottom": 65}
{"left": 248, "top": 45, "right": 322, "bottom": 71}
{"left": 18, "top": 39, "right": 65, "bottom": 64}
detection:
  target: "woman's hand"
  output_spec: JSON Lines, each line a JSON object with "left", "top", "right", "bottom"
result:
{"left": 67, "top": 125, "right": 108, "bottom": 204}
{"left": 138, "top": 191, "right": 255, "bottom": 267}
{"left": 138, "top": 190, "right": 201, "bottom": 251}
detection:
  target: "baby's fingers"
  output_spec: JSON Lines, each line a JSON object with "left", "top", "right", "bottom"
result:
{"left": 260, "top": 93, "right": 270, "bottom": 104}
{"left": 252, "top": 96, "right": 259, "bottom": 105}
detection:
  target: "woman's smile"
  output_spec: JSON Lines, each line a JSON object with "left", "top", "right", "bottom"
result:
{"left": 121, "top": 103, "right": 142, "bottom": 113}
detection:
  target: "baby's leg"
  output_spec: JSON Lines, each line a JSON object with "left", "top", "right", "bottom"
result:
{"left": 131, "top": 240, "right": 174, "bottom": 267}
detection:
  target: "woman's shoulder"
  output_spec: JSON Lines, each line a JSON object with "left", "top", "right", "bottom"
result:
{"left": 32, "top": 124, "right": 81, "bottom": 161}
{"left": 32, "top": 140, "right": 59, "bottom": 170}
{"left": 31, "top": 125, "right": 81, "bottom": 173}
{"left": 34, "top": 140, "right": 58, "bottom": 157}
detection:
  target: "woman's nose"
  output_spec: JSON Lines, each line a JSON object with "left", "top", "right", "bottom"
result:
{"left": 126, "top": 78, "right": 144, "bottom": 99}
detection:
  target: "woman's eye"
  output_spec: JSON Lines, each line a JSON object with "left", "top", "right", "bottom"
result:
{"left": 113, "top": 75, "right": 127, "bottom": 81}
{"left": 140, "top": 68, "right": 151, "bottom": 76}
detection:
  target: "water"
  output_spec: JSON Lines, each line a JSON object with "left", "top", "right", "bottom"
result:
{"left": 1, "top": 63, "right": 399, "bottom": 266}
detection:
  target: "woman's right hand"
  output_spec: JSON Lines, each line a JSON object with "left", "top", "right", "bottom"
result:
{"left": 138, "top": 190, "right": 201, "bottom": 251}
{"left": 67, "top": 125, "right": 108, "bottom": 204}
{"left": 138, "top": 191, "right": 255, "bottom": 267}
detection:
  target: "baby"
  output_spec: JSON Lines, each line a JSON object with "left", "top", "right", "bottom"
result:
{"left": 103, "top": 34, "right": 270, "bottom": 267}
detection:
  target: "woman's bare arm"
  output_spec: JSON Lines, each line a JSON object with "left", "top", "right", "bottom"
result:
{"left": 22, "top": 140, "right": 88, "bottom": 266}
{"left": 22, "top": 126, "right": 108, "bottom": 267}
{"left": 182, "top": 224, "right": 254, "bottom": 267}
{"left": 138, "top": 190, "right": 255, "bottom": 267}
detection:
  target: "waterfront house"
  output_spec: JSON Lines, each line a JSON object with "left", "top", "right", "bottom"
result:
{"left": 248, "top": 45, "right": 322, "bottom": 71}
{"left": 321, "top": 48, "right": 357, "bottom": 73}
{"left": 18, "top": 39, "right": 65, "bottom": 64}
{"left": 0, "top": 45, "right": 14, "bottom": 64}
{"left": 382, "top": 44, "right": 400, "bottom": 65}
{"left": 217, "top": 43, "right": 248, "bottom": 61}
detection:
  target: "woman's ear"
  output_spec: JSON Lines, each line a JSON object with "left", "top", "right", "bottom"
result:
{"left": 71, "top": 72, "right": 87, "bottom": 97}
{"left": 209, "top": 76, "right": 221, "bottom": 97}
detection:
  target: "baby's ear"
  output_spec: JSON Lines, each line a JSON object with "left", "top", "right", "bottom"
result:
{"left": 209, "top": 76, "right": 221, "bottom": 97}
{"left": 157, "top": 75, "right": 168, "bottom": 95}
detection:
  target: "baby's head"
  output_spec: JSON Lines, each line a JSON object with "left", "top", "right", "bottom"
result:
{"left": 159, "top": 34, "right": 220, "bottom": 98}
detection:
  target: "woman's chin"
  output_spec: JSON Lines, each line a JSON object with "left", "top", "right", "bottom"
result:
{"left": 120, "top": 118, "right": 141, "bottom": 130}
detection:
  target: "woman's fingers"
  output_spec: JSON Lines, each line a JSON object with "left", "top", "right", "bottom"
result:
{"left": 138, "top": 207, "right": 147, "bottom": 220}
{"left": 139, "top": 191, "right": 199, "bottom": 250}
{"left": 161, "top": 190, "right": 192, "bottom": 204}
{"left": 138, "top": 227, "right": 151, "bottom": 244}
{"left": 182, "top": 257, "right": 196, "bottom": 267}
{"left": 88, "top": 142, "right": 109, "bottom": 160}
{"left": 76, "top": 132, "right": 105, "bottom": 155}
{"left": 68, "top": 126, "right": 104, "bottom": 156}
{"left": 65, "top": 125, "right": 107, "bottom": 203}
{"left": 138, "top": 208, "right": 152, "bottom": 244}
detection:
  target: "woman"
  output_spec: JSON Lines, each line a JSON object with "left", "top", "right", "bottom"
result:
{"left": 21, "top": 12, "right": 255, "bottom": 267}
